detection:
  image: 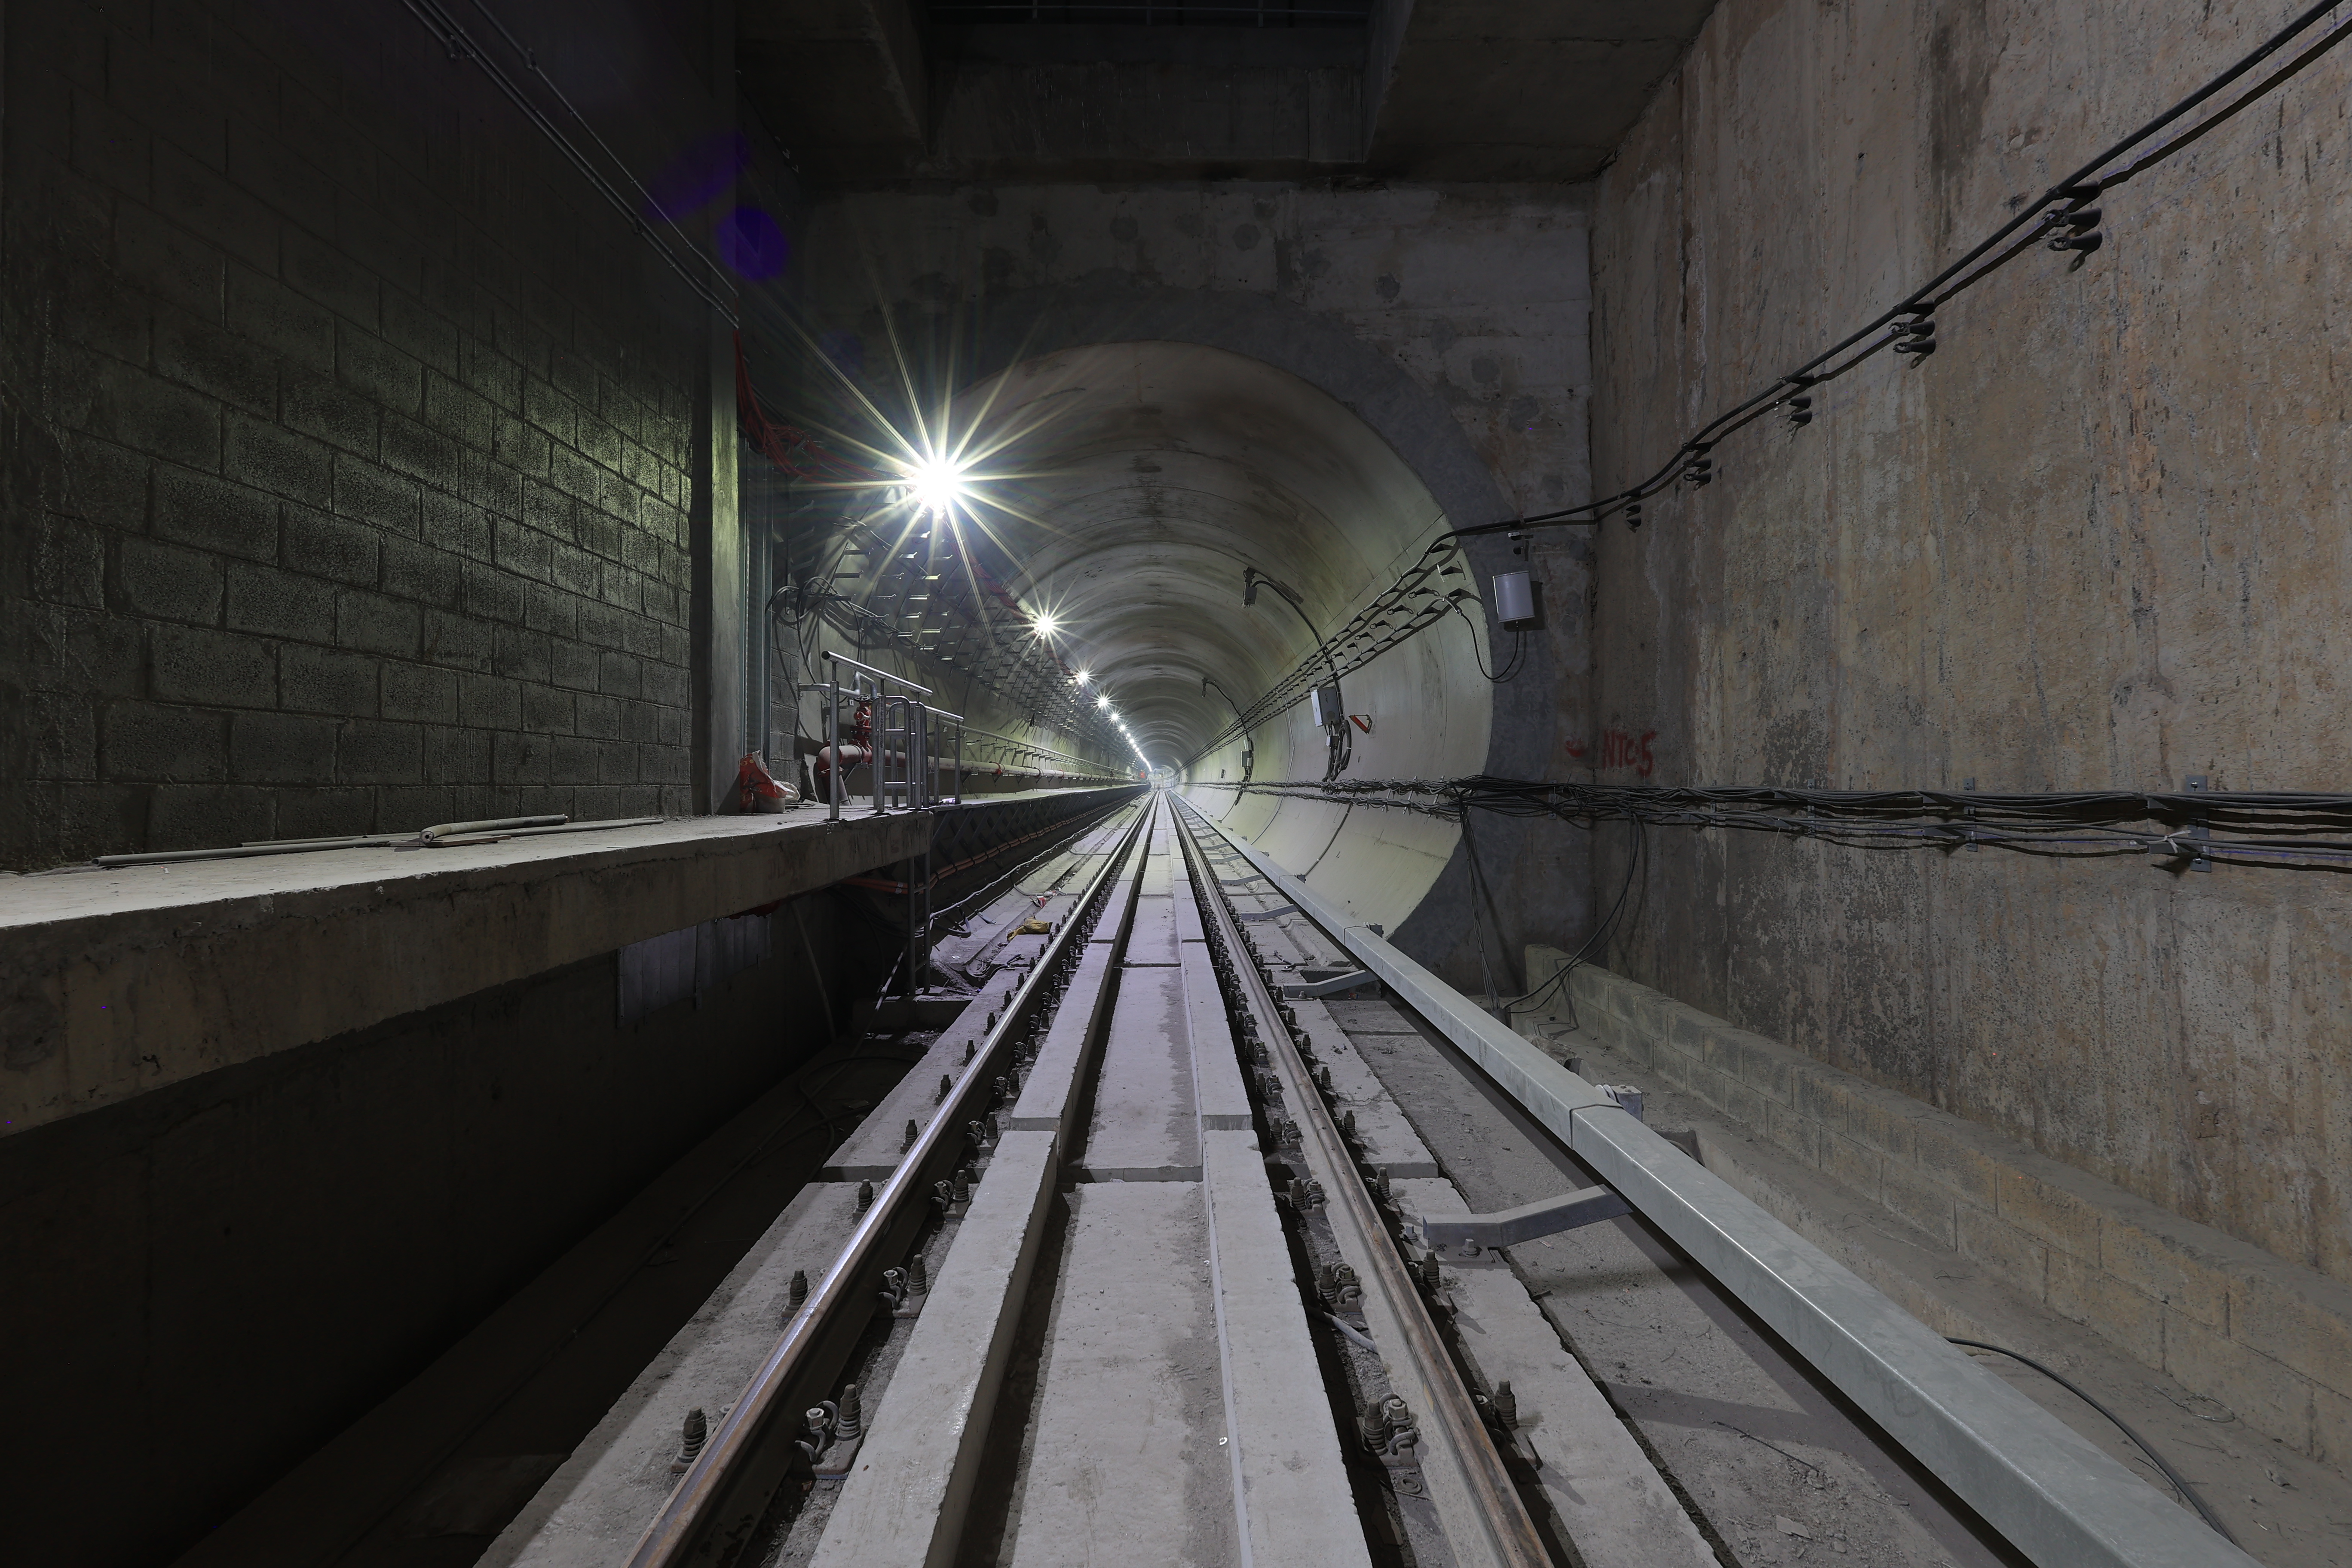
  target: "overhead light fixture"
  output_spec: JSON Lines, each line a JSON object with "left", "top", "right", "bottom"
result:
{"left": 902, "top": 453, "right": 966, "bottom": 515}
{"left": 1096, "top": 694, "right": 1110, "bottom": 710}
{"left": 1032, "top": 613, "right": 1060, "bottom": 639}
{"left": 1075, "top": 670, "right": 1090, "bottom": 685}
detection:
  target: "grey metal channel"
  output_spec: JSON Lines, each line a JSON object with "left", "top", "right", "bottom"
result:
{"left": 1170, "top": 806, "right": 1553, "bottom": 1568}
{"left": 624, "top": 801, "right": 1155, "bottom": 1568}
{"left": 1176, "top": 802, "right": 2262, "bottom": 1568}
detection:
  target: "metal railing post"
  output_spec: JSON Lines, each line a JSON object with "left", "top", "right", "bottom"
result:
{"left": 824, "top": 667, "right": 842, "bottom": 822}
{"left": 873, "top": 687, "right": 890, "bottom": 816}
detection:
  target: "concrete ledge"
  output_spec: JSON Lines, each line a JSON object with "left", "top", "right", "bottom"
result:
{"left": 0, "top": 811, "right": 927, "bottom": 1136}
{"left": 1525, "top": 947, "right": 2352, "bottom": 1467}
{"left": 1, "top": 789, "right": 1128, "bottom": 1138}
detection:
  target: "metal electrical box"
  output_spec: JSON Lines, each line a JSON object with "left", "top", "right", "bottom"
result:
{"left": 1310, "top": 683, "right": 1344, "bottom": 729}
{"left": 1491, "top": 569, "right": 1535, "bottom": 624}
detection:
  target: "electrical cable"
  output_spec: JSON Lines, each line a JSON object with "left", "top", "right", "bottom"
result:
{"left": 1501, "top": 815, "right": 1645, "bottom": 1028}
{"left": 1427, "top": 0, "right": 2352, "bottom": 545}
{"left": 395, "top": 0, "right": 740, "bottom": 325}
{"left": 1944, "top": 1339, "right": 2240, "bottom": 1546}
{"left": 1187, "top": 776, "right": 2352, "bottom": 873}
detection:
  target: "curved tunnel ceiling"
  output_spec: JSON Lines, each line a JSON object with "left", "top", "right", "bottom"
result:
{"left": 947, "top": 342, "right": 1455, "bottom": 769}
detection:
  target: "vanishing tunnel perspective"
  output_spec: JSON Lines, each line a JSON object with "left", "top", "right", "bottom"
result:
{"left": 4, "top": 2, "right": 2351, "bottom": 1567}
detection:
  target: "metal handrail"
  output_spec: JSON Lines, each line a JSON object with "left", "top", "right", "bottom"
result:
{"left": 622, "top": 802, "right": 1152, "bottom": 1568}
{"left": 811, "top": 655, "right": 1117, "bottom": 815}
{"left": 820, "top": 649, "right": 933, "bottom": 696}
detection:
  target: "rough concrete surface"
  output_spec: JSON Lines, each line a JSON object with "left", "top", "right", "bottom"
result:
{"left": 1532, "top": 948, "right": 2352, "bottom": 1470}
{"left": 1586, "top": 0, "right": 2352, "bottom": 1294}
{"left": 1549, "top": 1013, "right": 2352, "bottom": 1568}
{"left": 999, "top": 1182, "right": 1236, "bottom": 1568}
{"left": 1080, "top": 965, "right": 1199, "bottom": 1180}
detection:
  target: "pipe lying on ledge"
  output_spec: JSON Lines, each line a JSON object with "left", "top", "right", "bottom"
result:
{"left": 87, "top": 816, "right": 672, "bottom": 869}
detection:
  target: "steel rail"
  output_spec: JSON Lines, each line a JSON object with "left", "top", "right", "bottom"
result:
{"left": 1170, "top": 805, "right": 1551, "bottom": 1568}
{"left": 1180, "top": 802, "right": 2261, "bottom": 1568}
{"left": 624, "top": 802, "right": 1153, "bottom": 1568}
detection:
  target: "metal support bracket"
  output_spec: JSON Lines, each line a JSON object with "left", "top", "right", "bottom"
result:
{"left": 1281, "top": 968, "right": 1380, "bottom": 997}
{"left": 1403, "top": 1184, "right": 1631, "bottom": 1256}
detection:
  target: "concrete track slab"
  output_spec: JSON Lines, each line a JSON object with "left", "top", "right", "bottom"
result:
{"left": 1080, "top": 967, "right": 1199, "bottom": 1179}
{"left": 1174, "top": 887, "right": 1205, "bottom": 943}
{"left": 1181, "top": 952, "right": 1253, "bottom": 1131}
{"left": 812, "top": 1132, "right": 1063, "bottom": 1568}
{"left": 821, "top": 981, "right": 1012, "bottom": 1179}
{"left": 1140, "top": 853, "right": 1174, "bottom": 897}
{"left": 1295, "top": 998, "right": 1441, "bottom": 1178}
{"left": 1124, "top": 894, "right": 1180, "bottom": 964}
{"left": 1202, "top": 1130, "right": 1375, "bottom": 1568}
{"left": 1001, "top": 1181, "right": 1237, "bottom": 1568}
{"left": 1007, "top": 947, "right": 1119, "bottom": 1139}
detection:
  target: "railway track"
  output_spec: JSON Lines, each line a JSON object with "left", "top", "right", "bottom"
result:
{"left": 493, "top": 790, "right": 2254, "bottom": 1568}
{"left": 512, "top": 792, "right": 1689, "bottom": 1568}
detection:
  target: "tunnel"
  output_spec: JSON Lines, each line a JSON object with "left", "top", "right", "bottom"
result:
{"left": 4, "top": 2, "right": 2349, "bottom": 1566}
{"left": 928, "top": 340, "right": 1489, "bottom": 926}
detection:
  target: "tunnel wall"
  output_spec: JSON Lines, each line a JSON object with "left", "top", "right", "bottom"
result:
{"left": 0, "top": 0, "right": 772, "bottom": 871}
{"left": 796, "top": 185, "right": 1599, "bottom": 988}
{"left": 0, "top": 888, "right": 866, "bottom": 1568}
{"left": 1586, "top": 0, "right": 2352, "bottom": 1291}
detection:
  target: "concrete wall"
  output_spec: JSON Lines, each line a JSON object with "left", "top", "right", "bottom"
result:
{"left": 1585, "top": 2, "right": 2352, "bottom": 1285}
{"left": 0, "top": 890, "right": 872, "bottom": 1568}
{"left": 0, "top": 0, "right": 759, "bottom": 871}
{"left": 796, "top": 182, "right": 1597, "bottom": 986}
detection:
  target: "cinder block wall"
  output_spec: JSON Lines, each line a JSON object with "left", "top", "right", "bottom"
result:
{"left": 2, "top": 0, "right": 755, "bottom": 870}
{"left": 1526, "top": 946, "right": 2352, "bottom": 1469}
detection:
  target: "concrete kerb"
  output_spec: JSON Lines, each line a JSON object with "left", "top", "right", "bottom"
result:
{"left": 1191, "top": 810, "right": 2259, "bottom": 1568}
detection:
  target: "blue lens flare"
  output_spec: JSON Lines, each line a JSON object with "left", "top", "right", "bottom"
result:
{"left": 717, "top": 205, "right": 789, "bottom": 280}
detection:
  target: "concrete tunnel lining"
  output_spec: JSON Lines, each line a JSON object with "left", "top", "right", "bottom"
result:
{"left": 944, "top": 340, "right": 1494, "bottom": 929}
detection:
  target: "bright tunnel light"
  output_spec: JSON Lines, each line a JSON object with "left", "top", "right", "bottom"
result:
{"left": 903, "top": 454, "right": 966, "bottom": 514}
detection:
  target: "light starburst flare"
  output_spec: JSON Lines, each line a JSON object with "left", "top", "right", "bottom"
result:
{"left": 901, "top": 453, "right": 967, "bottom": 516}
